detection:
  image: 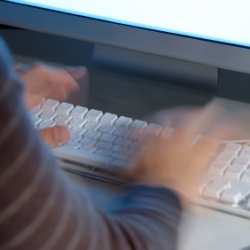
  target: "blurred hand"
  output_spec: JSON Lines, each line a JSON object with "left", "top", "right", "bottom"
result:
{"left": 130, "top": 107, "right": 248, "bottom": 207}
{"left": 17, "top": 63, "right": 87, "bottom": 147}
{"left": 17, "top": 63, "right": 86, "bottom": 109}
{"left": 39, "top": 126, "right": 71, "bottom": 148}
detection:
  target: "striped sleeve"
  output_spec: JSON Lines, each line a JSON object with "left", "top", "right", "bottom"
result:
{"left": 0, "top": 37, "right": 182, "bottom": 250}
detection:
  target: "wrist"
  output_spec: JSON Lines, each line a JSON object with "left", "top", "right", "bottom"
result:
{"left": 134, "top": 177, "right": 191, "bottom": 207}
{"left": 131, "top": 184, "right": 183, "bottom": 208}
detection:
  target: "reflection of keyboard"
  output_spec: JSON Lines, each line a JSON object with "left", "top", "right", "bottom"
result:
{"left": 31, "top": 99, "right": 250, "bottom": 218}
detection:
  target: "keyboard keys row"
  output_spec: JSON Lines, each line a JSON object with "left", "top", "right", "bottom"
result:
{"left": 68, "top": 137, "right": 136, "bottom": 151}
{"left": 31, "top": 101, "right": 170, "bottom": 134}
{"left": 201, "top": 177, "right": 250, "bottom": 203}
{"left": 64, "top": 130, "right": 140, "bottom": 163}
{"left": 208, "top": 142, "right": 250, "bottom": 183}
{"left": 221, "top": 142, "right": 250, "bottom": 159}
{"left": 34, "top": 116, "right": 169, "bottom": 142}
{"left": 54, "top": 146, "right": 132, "bottom": 173}
{"left": 40, "top": 100, "right": 131, "bottom": 127}
{"left": 209, "top": 161, "right": 250, "bottom": 181}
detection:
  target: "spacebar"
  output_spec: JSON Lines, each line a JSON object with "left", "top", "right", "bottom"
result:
{"left": 53, "top": 146, "right": 111, "bottom": 169}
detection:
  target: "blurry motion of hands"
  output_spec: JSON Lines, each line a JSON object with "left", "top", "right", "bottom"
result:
{"left": 130, "top": 107, "right": 249, "bottom": 207}
{"left": 16, "top": 63, "right": 87, "bottom": 148}
{"left": 15, "top": 60, "right": 249, "bottom": 209}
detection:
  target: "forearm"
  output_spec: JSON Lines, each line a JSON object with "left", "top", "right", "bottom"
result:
{"left": 110, "top": 186, "right": 182, "bottom": 250}
{"left": 0, "top": 38, "right": 182, "bottom": 250}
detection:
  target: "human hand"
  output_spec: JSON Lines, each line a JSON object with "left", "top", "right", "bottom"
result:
{"left": 17, "top": 63, "right": 87, "bottom": 109}
{"left": 17, "top": 63, "right": 87, "bottom": 147}
{"left": 130, "top": 107, "right": 248, "bottom": 207}
{"left": 38, "top": 126, "right": 71, "bottom": 148}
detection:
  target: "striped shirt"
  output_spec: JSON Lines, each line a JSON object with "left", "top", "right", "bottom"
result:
{"left": 0, "top": 37, "right": 182, "bottom": 250}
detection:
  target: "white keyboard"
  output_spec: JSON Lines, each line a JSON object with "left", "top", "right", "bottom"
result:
{"left": 31, "top": 99, "right": 250, "bottom": 219}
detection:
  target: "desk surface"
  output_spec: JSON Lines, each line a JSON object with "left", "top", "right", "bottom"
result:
{"left": 64, "top": 170, "right": 250, "bottom": 250}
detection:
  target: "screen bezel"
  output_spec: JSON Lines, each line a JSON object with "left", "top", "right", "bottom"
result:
{"left": 1, "top": 1, "right": 250, "bottom": 74}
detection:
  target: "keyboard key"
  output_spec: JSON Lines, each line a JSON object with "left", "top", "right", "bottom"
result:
{"left": 225, "top": 142, "right": 241, "bottom": 151}
{"left": 114, "top": 137, "right": 131, "bottom": 146}
{"left": 31, "top": 116, "right": 42, "bottom": 126}
{"left": 84, "top": 131, "right": 101, "bottom": 139}
{"left": 111, "top": 145, "right": 126, "bottom": 152}
{"left": 69, "top": 118, "right": 86, "bottom": 128}
{"left": 199, "top": 174, "right": 214, "bottom": 194}
{"left": 241, "top": 170, "right": 250, "bottom": 184}
{"left": 53, "top": 146, "right": 111, "bottom": 169}
{"left": 239, "top": 146, "right": 250, "bottom": 159}
{"left": 85, "top": 109, "right": 103, "bottom": 122}
{"left": 37, "top": 97, "right": 45, "bottom": 108}
{"left": 127, "top": 148, "right": 138, "bottom": 156}
{"left": 220, "top": 185, "right": 250, "bottom": 203}
{"left": 99, "top": 125, "right": 116, "bottom": 134}
{"left": 95, "top": 149, "right": 112, "bottom": 156}
{"left": 247, "top": 199, "right": 250, "bottom": 208}
{"left": 129, "top": 131, "right": 144, "bottom": 141}
{"left": 71, "top": 134, "right": 82, "bottom": 142}
{"left": 56, "top": 121, "right": 71, "bottom": 128}
{"left": 115, "top": 116, "right": 132, "bottom": 128}
{"left": 80, "top": 145, "right": 96, "bottom": 153}
{"left": 30, "top": 107, "right": 43, "bottom": 117}
{"left": 70, "top": 127, "right": 86, "bottom": 136}
{"left": 111, "top": 152, "right": 126, "bottom": 160}
{"left": 208, "top": 161, "right": 228, "bottom": 176}
{"left": 145, "top": 123, "right": 162, "bottom": 135}
{"left": 114, "top": 128, "right": 130, "bottom": 137}
{"left": 100, "top": 113, "right": 118, "bottom": 125}
{"left": 217, "top": 152, "right": 235, "bottom": 165}
{"left": 66, "top": 141, "right": 81, "bottom": 149}
{"left": 213, "top": 179, "right": 232, "bottom": 189}
{"left": 42, "top": 99, "right": 59, "bottom": 111}
{"left": 34, "top": 99, "right": 44, "bottom": 109}
{"left": 80, "top": 138, "right": 96, "bottom": 146}
{"left": 96, "top": 141, "right": 112, "bottom": 149}
{"left": 99, "top": 134, "right": 116, "bottom": 143}
{"left": 203, "top": 183, "right": 226, "bottom": 199}
{"left": 223, "top": 142, "right": 242, "bottom": 157}
{"left": 56, "top": 102, "right": 74, "bottom": 115}
{"left": 190, "top": 134, "right": 204, "bottom": 146}
{"left": 213, "top": 144, "right": 226, "bottom": 157}
{"left": 40, "top": 111, "right": 57, "bottom": 120}
{"left": 130, "top": 120, "right": 147, "bottom": 130}
{"left": 70, "top": 106, "right": 88, "bottom": 118}
{"left": 108, "top": 159, "right": 129, "bottom": 173}
{"left": 84, "top": 121, "right": 101, "bottom": 130}
{"left": 233, "top": 157, "right": 250, "bottom": 170}
{"left": 55, "top": 115, "right": 72, "bottom": 123}
{"left": 224, "top": 165, "right": 245, "bottom": 180}
{"left": 59, "top": 124, "right": 71, "bottom": 129}
{"left": 161, "top": 127, "right": 174, "bottom": 137}
{"left": 38, "top": 119, "right": 56, "bottom": 129}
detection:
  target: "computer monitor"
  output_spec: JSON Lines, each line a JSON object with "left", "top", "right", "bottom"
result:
{"left": 0, "top": 0, "right": 250, "bottom": 76}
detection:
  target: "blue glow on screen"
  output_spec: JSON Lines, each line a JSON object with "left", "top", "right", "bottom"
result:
{"left": 6, "top": 0, "right": 250, "bottom": 48}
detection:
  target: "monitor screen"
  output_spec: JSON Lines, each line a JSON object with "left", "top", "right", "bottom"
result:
{"left": 1, "top": 0, "right": 250, "bottom": 75}
{"left": 5, "top": 0, "right": 250, "bottom": 48}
